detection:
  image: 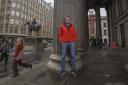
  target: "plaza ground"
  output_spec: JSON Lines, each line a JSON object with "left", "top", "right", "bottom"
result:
{"left": 0, "top": 49, "right": 128, "bottom": 85}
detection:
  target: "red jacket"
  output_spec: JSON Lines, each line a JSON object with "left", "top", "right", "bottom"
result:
{"left": 58, "top": 24, "right": 77, "bottom": 43}
{"left": 14, "top": 43, "right": 23, "bottom": 58}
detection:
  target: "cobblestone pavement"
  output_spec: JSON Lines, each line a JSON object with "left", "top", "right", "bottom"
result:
{"left": 1, "top": 49, "right": 128, "bottom": 85}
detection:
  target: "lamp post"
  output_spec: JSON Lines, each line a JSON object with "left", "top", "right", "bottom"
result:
{"left": 27, "top": 19, "right": 41, "bottom": 59}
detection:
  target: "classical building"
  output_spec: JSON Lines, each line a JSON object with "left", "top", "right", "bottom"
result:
{"left": 88, "top": 14, "right": 109, "bottom": 44}
{"left": 88, "top": 10, "right": 96, "bottom": 38}
{"left": 101, "top": 16, "right": 109, "bottom": 44}
{"left": 0, "top": 0, "right": 53, "bottom": 43}
{"left": 110, "top": 0, "right": 128, "bottom": 48}
{"left": 47, "top": 0, "right": 128, "bottom": 72}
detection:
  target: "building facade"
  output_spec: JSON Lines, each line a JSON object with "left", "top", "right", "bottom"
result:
{"left": 101, "top": 16, "right": 108, "bottom": 44}
{"left": 88, "top": 15, "right": 109, "bottom": 44}
{"left": 87, "top": 0, "right": 128, "bottom": 48}
{"left": 110, "top": 0, "right": 128, "bottom": 48}
{"left": 0, "top": 0, "right": 53, "bottom": 43}
{"left": 88, "top": 10, "right": 96, "bottom": 37}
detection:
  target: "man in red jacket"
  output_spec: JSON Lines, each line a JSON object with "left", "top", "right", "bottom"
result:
{"left": 58, "top": 16, "right": 77, "bottom": 77}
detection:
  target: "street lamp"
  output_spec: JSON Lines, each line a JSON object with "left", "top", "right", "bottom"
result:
{"left": 26, "top": 19, "right": 41, "bottom": 59}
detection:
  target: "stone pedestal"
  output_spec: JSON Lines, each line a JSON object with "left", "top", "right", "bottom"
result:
{"left": 47, "top": 54, "right": 83, "bottom": 73}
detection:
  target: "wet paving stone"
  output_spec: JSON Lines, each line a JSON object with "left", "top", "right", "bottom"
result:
{"left": 0, "top": 50, "right": 50, "bottom": 80}
{"left": 1, "top": 49, "right": 128, "bottom": 85}
{"left": 60, "top": 49, "right": 128, "bottom": 85}
{"left": 105, "top": 82, "right": 126, "bottom": 85}
{"left": 14, "top": 49, "right": 127, "bottom": 85}
{"left": 0, "top": 64, "right": 10, "bottom": 79}
{"left": 31, "top": 71, "right": 65, "bottom": 85}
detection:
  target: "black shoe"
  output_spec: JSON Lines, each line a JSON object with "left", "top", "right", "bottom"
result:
{"left": 72, "top": 72, "right": 77, "bottom": 77}
{"left": 60, "top": 72, "right": 66, "bottom": 78}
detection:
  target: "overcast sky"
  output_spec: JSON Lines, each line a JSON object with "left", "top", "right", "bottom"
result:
{"left": 44, "top": 0, "right": 106, "bottom": 16}
{"left": 44, "top": 0, "right": 54, "bottom": 5}
{"left": 45, "top": 0, "right": 54, "bottom": 3}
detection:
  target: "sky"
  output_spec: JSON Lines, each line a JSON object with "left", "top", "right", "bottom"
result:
{"left": 44, "top": 0, "right": 54, "bottom": 6}
{"left": 44, "top": 0, "right": 106, "bottom": 16}
{"left": 45, "top": 0, "right": 54, "bottom": 3}
{"left": 100, "top": 8, "right": 107, "bottom": 16}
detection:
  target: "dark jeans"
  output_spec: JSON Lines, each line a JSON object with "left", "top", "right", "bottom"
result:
{"left": 12, "top": 60, "right": 31, "bottom": 76}
{"left": 61, "top": 43, "right": 76, "bottom": 73}
{"left": 0, "top": 53, "right": 9, "bottom": 64}
{"left": 97, "top": 43, "right": 102, "bottom": 49}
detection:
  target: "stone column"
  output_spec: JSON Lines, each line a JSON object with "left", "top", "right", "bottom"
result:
{"left": 77, "top": 0, "right": 89, "bottom": 52}
{"left": 85, "top": 8, "right": 89, "bottom": 49}
{"left": 109, "top": 6, "right": 115, "bottom": 43}
{"left": 47, "top": 0, "right": 88, "bottom": 72}
{"left": 95, "top": 7, "right": 102, "bottom": 38}
{"left": 111, "top": 3, "right": 117, "bottom": 43}
{"left": 105, "top": 6, "right": 112, "bottom": 46}
{"left": 3, "top": 0, "right": 8, "bottom": 33}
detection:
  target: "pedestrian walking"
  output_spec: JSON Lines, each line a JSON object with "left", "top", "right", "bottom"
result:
{"left": 58, "top": 16, "right": 77, "bottom": 77}
{"left": 96, "top": 37, "right": 103, "bottom": 49}
{"left": 0, "top": 41, "right": 10, "bottom": 65}
{"left": 89, "top": 37, "right": 94, "bottom": 48}
{"left": 12, "top": 38, "right": 32, "bottom": 77}
{"left": 90, "top": 37, "right": 97, "bottom": 48}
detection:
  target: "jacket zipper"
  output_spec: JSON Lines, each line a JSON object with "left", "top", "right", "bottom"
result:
{"left": 68, "top": 28, "right": 70, "bottom": 42}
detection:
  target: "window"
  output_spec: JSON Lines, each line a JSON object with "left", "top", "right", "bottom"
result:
{"left": 16, "top": 12, "right": 20, "bottom": 17}
{"left": 104, "top": 23, "right": 106, "bottom": 27}
{"left": 104, "top": 30, "right": 107, "bottom": 35}
{"left": 17, "top": 4, "right": 20, "bottom": 9}
{"left": 15, "top": 20, "right": 19, "bottom": 25}
{"left": 25, "top": 1, "right": 28, "bottom": 5}
{"left": 11, "top": 11, "right": 15, "bottom": 16}
{"left": 25, "top": 8, "right": 27, "bottom": 12}
{"left": 10, "top": 19, "right": 14, "bottom": 24}
{"left": 6, "top": 14, "right": 10, "bottom": 19}
{"left": 9, "top": 24, "right": 14, "bottom": 33}
{"left": 39, "top": 0, "right": 42, "bottom": 4}
{"left": 23, "top": 0, "right": 25, "bottom": 3}
{"left": 12, "top": 3, "right": 16, "bottom": 7}
{"left": 21, "top": 13, "right": 24, "bottom": 18}
{"left": 28, "top": 10, "right": 30, "bottom": 14}
{"left": 104, "top": 38, "right": 107, "bottom": 44}
{"left": 5, "top": 24, "right": 8, "bottom": 29}
{"left": 22, "top": 6, "right": 24, "bottom": 11}
{"left": 14, "top": 25, "right": 19, "bottom": 33}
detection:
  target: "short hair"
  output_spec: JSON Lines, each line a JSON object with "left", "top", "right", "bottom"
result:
{"left": 64, "top": 16, "right": 71, "bottom": 20}
{"left": 64, "top": 16, "right": 71, "bottom": 22}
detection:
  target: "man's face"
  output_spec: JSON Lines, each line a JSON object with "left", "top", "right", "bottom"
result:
{"left": 65, "top": 17, "right": 71, "bottom": 24}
